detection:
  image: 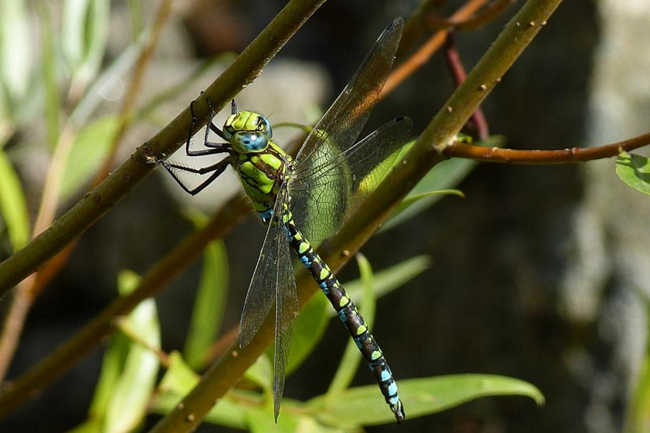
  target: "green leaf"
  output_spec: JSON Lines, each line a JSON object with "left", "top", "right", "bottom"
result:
{"left": 308, "top": 375, "right": 544, "bottom": 426}
{"left": 183, "top": 237, "right": 229, "bottom": 371}
{"left": 65, "top": 419, "right": 102, "bottom": 433}
{"left": 244, "top": 405, "right": 304, "bottom": 433}
{"left": 625, "top": 291, "right": 650, "bottom": 433}
{"left": 39, "top": 5, "right": 61, "bottom": 148}
{"left": 103, "top": 270, "right": 161, "bottom": 433}
{"left": 336, "top": 255, "right": 431, "bottom": 317}
{"left": 0, "top": 148, "right": 30, "bottom": 251}
{"left": 60, "top": 115, "right": 119, "bottom": 200}
{"left": 0, "top": 0, "right": 31, "bottom": 107}
{"left": 244, "top": 353, "right": 273, "bottom": 395}
{"left": 382, "top": 157, "right": 476, "bottom": 231}
{"left": 62, "top": 0, "right": 109, "bottom": 90}
{"left": 391, "top": 189, "right": 464, "bottom": 217}
{"left": 616, "top": 152, "right": 650, "bottom": 196}
{"left": 158, "top": 351, "right": 199, "bottom": 393}
{"left": 284, "top": 291, "right": 330, "bottom": 376}
{"left": 152, "top": 390, "right": 250, "bottom": 430}
{"left": 326, "top": 254, "right": 376, "bottom": 398}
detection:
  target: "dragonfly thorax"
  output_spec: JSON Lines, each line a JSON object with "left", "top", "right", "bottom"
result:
{"left": 223, "top": 110, "right": 273, "bottom": 153}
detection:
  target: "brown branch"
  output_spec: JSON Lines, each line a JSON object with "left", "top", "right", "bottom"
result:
{"left": 381, "top": 0, "right": 488, "bottom": 98}
{"left": 444, "top": 32, "right": 489, "bottom": 140}
{"left": 425, "top": 0, "right": 517, "bottom": 32}
{"left": 442, "top": 131, "right": 650, "bottom": 164}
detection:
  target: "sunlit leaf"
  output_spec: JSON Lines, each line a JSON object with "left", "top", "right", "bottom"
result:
{"left": 62, "top": 0, "right": 109, "bottom": 91}
{"left": 338, "top": 255, "right": 431, "bottom": 316}
{"left": 326, "top": 254, "right": 376, "bottom": 398}
{"left": 103, "top": 270, "right": 161, "bottom": 433}
{"left": 624, "top": 291, "right": 650, "bottom": 433}
{"left": 616, "top": 152, "right": 650, "bottom": 197}
{"left": 308, "top": 375, "right": 544, "bottom": 426}
{"left": 183, "top": 233, "right": 229, "bottom": 370}
{"left": 0, "top": 0, "right": 31, "bottom": 106}
{"left": 0, "top": 148, "right": 30, "bottom": 251}
{"left": 284, "top": 291, "right": 329, "bottom": 375}
{"left": 60, "top": 115, "right": 119, "bottom": 200}
{"left": 39, "top": 5, "right": 60, "bottom": 148}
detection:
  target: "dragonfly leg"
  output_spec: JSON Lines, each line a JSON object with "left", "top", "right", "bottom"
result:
{"left": 205, "top": 98, "right": 229, "bottom": 141}
{"left": 162, "top": 158, "right": 229, "bottom": 196}
{"left": 184, "top": 100, "right": 230, "bottom": 155}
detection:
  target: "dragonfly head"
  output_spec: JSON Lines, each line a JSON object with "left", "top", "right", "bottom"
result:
{"left": 223, "top": 110, "right": 273, "bottom": 153}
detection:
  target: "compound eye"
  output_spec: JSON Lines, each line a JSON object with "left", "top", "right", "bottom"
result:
{"left": 235, "top": 131, "right": 268, "bottom": 152}
{"left": 259, "top": 117, "right": 273, "bottom": 138}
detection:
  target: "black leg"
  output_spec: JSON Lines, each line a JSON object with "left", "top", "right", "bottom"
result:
{"left": 183, "top": 100, "right": 230, "bottom": 156}
{"left": 162, "top": 158, "right": 229, "bottom": 196}
{"left": 206, "top": 98, "right": 229, "bottom": 141}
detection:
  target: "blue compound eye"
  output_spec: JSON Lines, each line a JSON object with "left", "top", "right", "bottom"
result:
{"left": 234, "top": 131, "right": 269, "bottom": 152}
{"left": 259, "top": 117, "right": 273, "bottom": 138}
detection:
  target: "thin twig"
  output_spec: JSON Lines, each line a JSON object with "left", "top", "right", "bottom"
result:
{"left": 381, "top": 0, "right": 489, "bottom": 98}
{"left": 425, "top": 0, "right": 517, "bottom": 31}
{"left": 442, "top": 131, "right": 650, "bottom": 163}
{"left": 444, "top": 32, "right": 489, "bottom": 140}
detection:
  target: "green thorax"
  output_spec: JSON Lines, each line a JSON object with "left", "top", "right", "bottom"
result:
{"left": 223, "top": 110, "right": 292, "bottom": 214}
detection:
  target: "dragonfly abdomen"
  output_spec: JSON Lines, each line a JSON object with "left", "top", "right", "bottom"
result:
{"left": 280, "top": 208, "right": 405, "bottom": 423}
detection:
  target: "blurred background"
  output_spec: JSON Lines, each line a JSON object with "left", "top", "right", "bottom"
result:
{"left": 1, "top": 0, "right": 650, "bottom": 432}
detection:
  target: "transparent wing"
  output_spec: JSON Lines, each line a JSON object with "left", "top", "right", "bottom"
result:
{"left": 238, "top": 187, "right": 299, "bottom": 421}
{"left": 290, "top": 116, "right": 412, "bottom": 241}
{"left": 287, "top": 18, "right": 405, "bottom": 240}
{"left": 294, "top": 18, "right": 403, "bottom": 168}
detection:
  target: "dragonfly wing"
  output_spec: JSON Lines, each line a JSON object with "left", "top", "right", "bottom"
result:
{"left": 290, "top": 115, "right": 412, "bottom": 241}
{"left": 288, "top": 18, "right": 404, "bottom": 240}
{"left": 238, "top": 188, "right": 299, "bottom": 421}
{"left": 239, "top": 188, "right": 299, "bottom": 349}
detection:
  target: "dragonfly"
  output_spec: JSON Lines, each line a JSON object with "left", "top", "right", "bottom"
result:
{"left": 161, "top": 18, "right": 412, "bottom": 423}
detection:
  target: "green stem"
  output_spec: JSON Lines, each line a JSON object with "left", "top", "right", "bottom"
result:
{"left": 148, "top": 1, "right": 564, "bottom": 432}
{"left": 0, "top": 0, "right": 327, "bottom": 297}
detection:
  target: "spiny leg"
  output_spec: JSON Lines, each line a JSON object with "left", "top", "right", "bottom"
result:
{"left": 162, "top": 158, "right": 229, "bottom": 196}
{"left": 186, "top": 100, "right": 230, "bottom": 155}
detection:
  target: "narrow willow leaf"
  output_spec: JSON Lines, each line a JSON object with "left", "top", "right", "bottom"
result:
{"left": 245, "top": 353, "right": 273, "bottom": 395}
{"left": 60, "top": 115, "right": 119, "bottom": 200}
{"left": 62, "top": 0, "right": 109, "bottom": 89}
{"left": 284, "top": 291, "right": 329, "bottom": 376}
{"left": 616, "top": 152, "right": 650, "bottom": 196}
{"left": 39, "top": 5, "right": 61, "bottom": 148}
{"left": 326, "top": 254, "right": 376, "bottom": 397}
{"left": 308, "top": 375, "right": 544, "bottom": 426}
{"left": 158, "top": 351, "right": 200, "bottom": 394}
{"left": 382, "top": 158, "right": 476, "bottom": 231}
{"left": 245, "top": 406, "right": 300, "bottom": 433}
{"left": 64, "top": 419, "right": 102, "bottom": 433}
{"left": 336, "top": 255, "right": 431, "bottom": 316}
{"left": 624, "top": 291, "right": 650, "bottom": 433}
{"left": 152, "top": 390, "right": 249, "bottom": 430}
{"left": 104, "top": 270, "right": 161, "bottom": 433}
{"left": 0, "top": 148, "right": 30, "bottom": 250}
{"left": 183, "top": 237, "right": 229, "bottom": 371}
{"left": 0, "top": 0, "right": 31, "bottom": 105}
{"left": 155, "top": 354, "right": 249, "bottom": 430}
